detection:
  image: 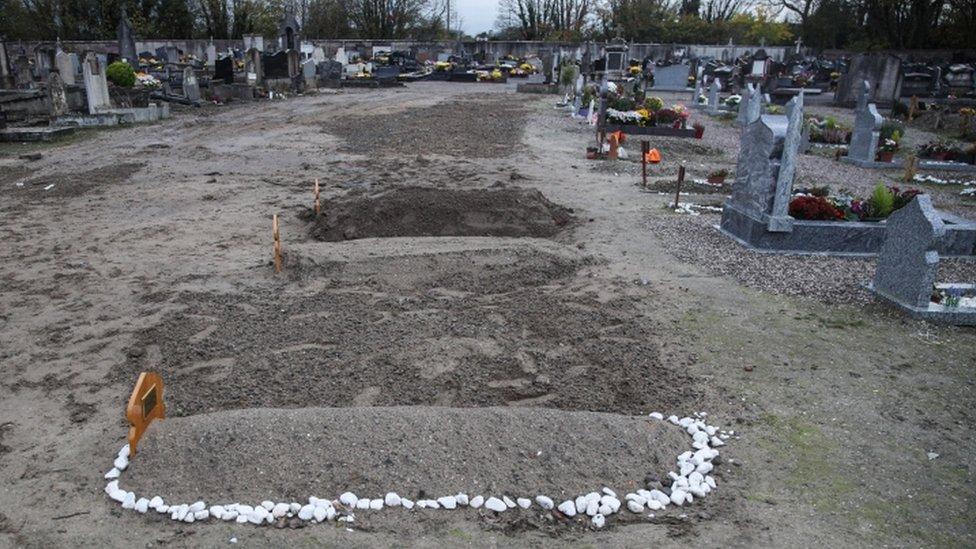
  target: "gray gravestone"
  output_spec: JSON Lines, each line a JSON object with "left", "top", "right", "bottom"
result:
{"left": 746, "top": 86, "right": 764, "bottom": 126}
{"left": 651, "top": 64, "right": 690, "bottom": 90}
{"left": 82, "top": 53, "right": 111, "bottom": 114}
{"left": 873, "top": 194, "right": 945, "bottom": 308}
{"left": 707, "top": 80, "right": 721, "bottom": 112}
{"left": 736, "top": 82, "right": 754, "bottom": 125}
{"left": 55, "top": 50, "right": 76, "bottom": 86}
{"left": 730, "top": 114, "right": 789, "bottom": 220}
{"left": 205, "top": 44, "right": 217, "bottom": 68}
{"left": 117, "top": 14, "right": 137, "bottom": 63}
{"left": 302, "top": 59, "right": 316, "bottom": 88}
{"left": 768, "top": 92, "right": 805, "bottom": 232}
{"left": 848, "top": 80, "right": 883, "bottom": 163}
{"left": 48, "top": 71, "right": 69, "bottom": 117}
{"left": 692, "top": 66, "right": 703, "bottom": 102}
{"left": 182, "top": 67, "right": 200, "bottom": 102}
{"left": 245, "top": 48, "right": 263, "bottom": 85}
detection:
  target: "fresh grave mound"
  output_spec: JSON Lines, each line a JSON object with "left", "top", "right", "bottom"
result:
{"left": 286, "top": 240, "right": 591, "bottom": 294}
{"left": 309, "top": 186, "right": 574, "bottom": 241}
{"left": 123, "top": 406, "right": 688, "bottom": 505}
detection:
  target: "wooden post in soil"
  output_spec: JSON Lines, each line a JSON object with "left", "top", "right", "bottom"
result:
{"left": 313, "top": 179, "right": 321, "bottom": 215}
{"left": 273, "top": 214, "right": 282, "bottom": 273}
{"left": 902, "top": 154, "right": 918, "bottom": 184}
{"left": 673, "top": 165, "right": 686, "bottom": 210}
{"left": 641, "top": 141, "right": 649, "bottom": 186}
{"left": 908, "top": 96, "right": 918, "bottom": 121}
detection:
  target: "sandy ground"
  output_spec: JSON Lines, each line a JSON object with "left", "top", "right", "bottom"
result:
{"left": 0, "top": 82, "right": 974, "bottom": 548}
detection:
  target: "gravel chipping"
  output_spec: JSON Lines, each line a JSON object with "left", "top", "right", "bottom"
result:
{"left": 122, "top": 406, "right": 688, "bottom": 504}
{"left": 645, "top": 211, "right": 976, "bottom": 305}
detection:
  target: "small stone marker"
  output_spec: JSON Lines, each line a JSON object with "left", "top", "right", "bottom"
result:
{"left": 707, "top": 80, "right": 721, "bottom": 113}
{"left": 126, "top": 372, "right": 166, "bottom": 455}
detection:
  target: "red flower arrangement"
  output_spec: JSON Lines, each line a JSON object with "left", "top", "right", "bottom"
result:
{"left": 788, "top": 195, "right": 845, "bottom": 221}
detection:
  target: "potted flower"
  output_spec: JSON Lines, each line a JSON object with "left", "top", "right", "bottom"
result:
{"left": 877, "top": 138, "right": 899, "bottom": 162}
{"left": 706, "top": 168, "right": 729, "bottom": 184}
{"left": 693, "top": 121, "right": 705, "bottom": 139}
{"left": 918, "top": 138, "right": 954, "bottom": 160}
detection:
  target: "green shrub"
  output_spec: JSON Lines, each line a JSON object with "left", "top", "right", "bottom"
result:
{"left": 880, "top": 119, "right": 905, "bottom": 143}
{"left": 106, "top": 61, "right": 136, "bottom": 87}
{"left": 644, "top": 96, "right": 665, "bottom": 112}
{"left": 866, "top": 183, "right": 895, "bottom": 218}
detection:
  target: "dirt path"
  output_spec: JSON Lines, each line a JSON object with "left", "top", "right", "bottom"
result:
{"left": 0, "top": 82, "right": 973, "bottom": 548}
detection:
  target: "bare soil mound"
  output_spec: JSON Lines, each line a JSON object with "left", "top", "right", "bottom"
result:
{"left": 123, "top": 406, "right": 688, "bottom": 504}
{"left": 309, "top": 186, "right": 574, "bottom": 241}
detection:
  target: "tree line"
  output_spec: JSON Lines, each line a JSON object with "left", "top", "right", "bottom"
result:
{"left": 1, "top": 0, "right": 973, "bottom": 50}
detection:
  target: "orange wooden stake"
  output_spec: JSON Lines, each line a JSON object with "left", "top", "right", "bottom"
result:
{"left": 313, "top": 179, "right": 321, "bottom": 215}
{"left": 273, "top": 214, "right": 282, "bottom": 273}
{"left": 125, "top": 372, "right": 165, "bottom": 456}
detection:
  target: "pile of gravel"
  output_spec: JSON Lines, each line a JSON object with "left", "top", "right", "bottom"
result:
{"left": 123, "top": 406, "right": 688, "bottom": 504}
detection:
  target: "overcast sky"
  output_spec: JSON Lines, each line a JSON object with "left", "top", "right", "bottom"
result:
{"left": 455, "top": 0, "right": 498, "bottom": 35}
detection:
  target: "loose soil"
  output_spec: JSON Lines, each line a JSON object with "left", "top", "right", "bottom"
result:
{"left": 124, "top": 406, "right": 688, "bottom": 505}
{"left": 308, "top": 186, "right": 574, "bottom": 241}
{"left": 0, "top": 83, "right": 974, "bottom": 548}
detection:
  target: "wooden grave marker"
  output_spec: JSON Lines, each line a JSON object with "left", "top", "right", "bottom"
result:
{"left": 125, "top": 372, "right": 165, "bottom": 456}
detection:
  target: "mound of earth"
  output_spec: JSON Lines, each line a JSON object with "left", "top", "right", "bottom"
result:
{"left": 286, "top": 241, "right": 591, "bottom": 293}
{"left": 309, "top": 186, "right": 574, "bottom": 241}
{"left": 123, "top": 406, "right": 688, "bottom": 504}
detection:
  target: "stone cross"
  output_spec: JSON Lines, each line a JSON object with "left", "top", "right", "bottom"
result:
{"left": 730, "top": 114, "right": 789, "bottom": 219}
{"left": 707, "top": 79, "right": 721, "bottom": 111}
{"left": 848, "top": 80, "right": 882, "bottom": 163}
{"left": 873, "top": 194, "right": 945, "bottom": 308}
{"left": 82, "top": 52, "right": 111, "bottom": 114}
{"left": 769, "top": 92, "right": 805, "bottom": 232}
{"left": 736, "top": 82, "right": 754, "bottom": 126}
{"left": 182, "top": 67, "right": 200, "bottom": 102}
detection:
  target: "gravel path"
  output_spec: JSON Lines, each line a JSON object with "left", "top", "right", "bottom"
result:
{"left": 645, "top": 210, "right": 976, "bottom": 305}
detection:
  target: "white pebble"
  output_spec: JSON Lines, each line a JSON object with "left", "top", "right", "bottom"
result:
{"left": 706, "top": 476, "right": 717, "bottom": 489}
{"left": 184, "top": 513, "right": 195, "bottom": 523}
{"left": 710, "top": 436, "right": 725, "bottom": 447}
{"left": 118, "top": 444, "right": 130, "bottom": 459}
{"left": 384, "top": 493, "right": 401, "bottom": 507}
{"left": 585, "top": 500, "right": 599, "bottom": 517}
{"left": 402, "top": 498, "right": 415, "bottom": 510}
{"left": 148, "top": 496, "right": 163, "bottom": 510}
{"left": 649, "top": 490, "right": 670, "bottom": 505}
{"left": 356, "top": 499, "right": 370, "bottom": 510}
{"left": 135, "top": 498, "right": 149, "bottom": 514}
{"left": 592, "top": 514, "right": 605, "bottom": 528}
{"left": 456, "top": 493, "right": 469, "bottom": 506}
{"left": 369, "top": 499, "right": 383, "bottom": 511}
{"left": 557, "top": 500, "right": 577, "bottom": 517}
{"left": 536, "top": 496, "right": 554, "bottom": 510}
{"left": 236, "top": 514, "right": 248, "bottom": 524}
{"left": 575, "top": 495, "right": 587, "bottom": 513}
{"left": 339, "top": 492, "right": 358, "bottom": 507}
{"left": 104, "top": 480, "right": 119, "bottom": 495}
{"left": 602, "top": 487, "right": 617, "bottom": 498}
{"left": 194, "top": 510, "right": 209, "bottom": 521}
{"left": 104, "top": 468, "right": 120, "bottom": 480}
{"left": 113, "top": 455, "right": 128, "bottom": 472}
{"left": 648, "top": 499, "right": 664, "bottom": 511}
{"left": 668, "top": 415, "right": 680, "bottom": 424}
{"left": 237, "top": 505, "right": 254, "bottom": 515}
{"left": 313, "top": 506, "right": 327, "bottom": 522}
{"left": 223, "top": 510, "right": 238, "bottom": 521}
{"left": 649, "top": 412, "right": 664, "bottom": 420}
{"left": 468, "top": 496, "right": 483, "bottom": 509}
{"left": 157, "top": 505, "right": 169, "bottom": 514}
{"left": 189, "top": 501, "right": 206, "bottom": 513}
{"left": 109, "top": 489, "right": 127, "bottom": 503}
{"left": 670, "top": 490, "right": 687, "bottom": 506}
{"left": 627, "top": 499, "right": 645, "bottom": 513}
{"left": 484, "top": 497, "right": 507, "bottom": 512}
{"left": 260, "top": 501, "right": 275, "bottom": 511}
{"left": 503, "top": 496, "right": 516, "bottom": 508}
{"left": 210, "top": 505, "right": 225, "bottom": 520}
{"left": 598, "top": 503, "right": 613, "bottom": 515}
{"left": 271, "top": 502, "right": 289, "bottom": 517}
{"left": 516, "top": 498, "right": 531, "bottom": 509}
{"left": 437, "top": 496, "right": 457, "bottom": 509}
{"left": 680, "top": 462, "right": 695, "bottom": 476}
{"left": 298, "top": 504, "right": 315, "bottom": 520}
{"left": 121, "top": 492, "right": 136, "bottom": 509}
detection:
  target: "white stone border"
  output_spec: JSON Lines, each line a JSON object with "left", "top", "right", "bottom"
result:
{"left": 103, "top": 412, "right": 734, "bottom": 529}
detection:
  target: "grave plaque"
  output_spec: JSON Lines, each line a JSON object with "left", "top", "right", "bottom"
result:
{"left": 848, "top": 80, "right": 883, "bottom": 163}
{"left": 125, "top": 372, "right": 166, "bottom": 455}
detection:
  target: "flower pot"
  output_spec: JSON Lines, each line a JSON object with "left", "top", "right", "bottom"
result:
{"left": 876, "top": 151, "right": 895, "bottom": 162}
{"left": 707, "top": 175, "right": 726, "bottom": 185}
{"left": 585, "top": 146, "right": 598, "bottom": 160}
{"left": 931, "top": 152, "right": 949, "bottom": 161}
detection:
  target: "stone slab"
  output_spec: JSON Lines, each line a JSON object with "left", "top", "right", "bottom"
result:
{"left": 0, "top": 126, "right": 75, "bottom": 142}
{"left": 719, "top": 200, "right": 976, "bottom": 257}
{"left": 867, "top": 282, "right": 976, "bottom": 325}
